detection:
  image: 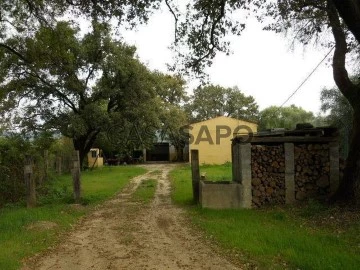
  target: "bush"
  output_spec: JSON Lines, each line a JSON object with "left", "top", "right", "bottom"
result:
{"left": 0, "top": 134, "right": 74, "bottom": 207}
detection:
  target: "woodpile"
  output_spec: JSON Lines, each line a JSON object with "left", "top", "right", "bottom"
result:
{"left": 294, "top": 144, "right": 330, "bottom": 201}
{"left": 251, "top": 145, "right": 285, "bottom": 207}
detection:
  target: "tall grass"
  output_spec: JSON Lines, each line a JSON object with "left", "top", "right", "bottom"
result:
{"left": 0, "top": 166, "right": 146, "bottom": 270}
{"left": 170, "top": 164, "right": 360, "bottom": 269}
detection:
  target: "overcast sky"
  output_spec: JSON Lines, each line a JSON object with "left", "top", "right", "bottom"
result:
{"left": 120, "top": 5, "right": 337, "bottom": 114}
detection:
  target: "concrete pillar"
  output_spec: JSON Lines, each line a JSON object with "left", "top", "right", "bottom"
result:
{"left": 232, "top": 142, "right": 252, "bottom": 208}
{"left": 329, "top": 142, "right": 340, "bottom": 194}
{"left": 284, "top": 143, "right": 295, "bottom": 204}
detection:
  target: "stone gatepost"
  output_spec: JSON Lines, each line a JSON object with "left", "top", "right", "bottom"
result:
{"left": 232, "top": 142, "right": 252, "bottom": 208}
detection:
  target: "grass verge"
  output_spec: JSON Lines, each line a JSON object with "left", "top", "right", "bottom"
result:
{"left": 132, "top": 179, "right": 157, "bottom": 204}
{"left": 170, "top": 164, "right": 360, "bottom": 270}
{"left": 170, "top": 164, "right": 232, "bottom": 205}
{"left": 0, "top": 165, "right": 146, "bottom": 270}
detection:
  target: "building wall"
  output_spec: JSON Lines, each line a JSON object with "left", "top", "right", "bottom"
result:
{"left": 189, "top": 116, "right": 258, "bottom": 164}
{"left": 88, "top": 148, "right": 104, "bottom": 168}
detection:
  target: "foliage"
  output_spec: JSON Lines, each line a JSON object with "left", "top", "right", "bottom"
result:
{"left": 321, "top": 86, "right": 354, "bottom": 158}
{"left": 2, "top": 0, "right": 360, "bottom": 202}
{"left": 0, "top": 21, "right": 160, "bottom": 165}
{"left": 0, "top": 133, "right": 76, "bottom": 206}
{"left": 186, "top": 84, "right": 259, "bottom": 123}
{"left": 153, "top": 72, "right": 189, "bottom": 161}
{"left": 0, "top": 135, "right": 30, "bottom": 206}
{"left": 259, "top": 105, "right": 315, "bottom": 130}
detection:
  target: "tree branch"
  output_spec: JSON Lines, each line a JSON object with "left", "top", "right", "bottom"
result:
{"left": 191, "top": 0, "right": 226, "bottom": 69}
{"left": 0, "top": 43, "right": 28, "bottom": 63}
{"left": 332, "top": 0, "right": 360, "bottom": 44}
{"left": 165, "top": 0, "right": 179, "bottom": 43}
{"left": 327, "top": 0, "right": 359, "bottom": 107}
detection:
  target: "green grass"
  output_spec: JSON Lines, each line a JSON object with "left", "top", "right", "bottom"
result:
{"left": 169, "top": 164, "right": 232, "bottom": 205}
{"left": 0, "top": 165, "right": 146, "bottom": 270}
{"left": 170, "top": 164, "right": 360, "bottom": 270}
{"left": 200, "top": 162, "right": 232, "bottom": 181}
{"left": 132, "top": 179, "right": 157, "bottom": 203}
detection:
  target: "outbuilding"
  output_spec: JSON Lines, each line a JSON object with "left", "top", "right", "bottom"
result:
{"left": 188, "top": 116, "right": 258, "bottom": 164}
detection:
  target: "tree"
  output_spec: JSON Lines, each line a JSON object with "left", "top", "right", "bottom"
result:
{"left": 170, "top": 0, "right": 360, "bottom": 203}
{"left": 0, "top": 21, "right": 160, "bottom": 166}
{"left": 259, "top": 0, "right": 360, "bottom": 203}
{"left": 186, "top": 85, "right": 259, "bottom": 123}
{"left": 321, "top": 86, "right": 353, "bottom": 158}
{"left": 259, "top": 105, "right": 315, "bottom": 131}
{"left": 3, "top": 0, "right": 360, "bottom": 203}
{"left": 153, "top": 72, "right": 189, "bottom": 161}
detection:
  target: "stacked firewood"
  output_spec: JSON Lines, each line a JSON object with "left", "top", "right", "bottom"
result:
{"left": 294, "top": 144, "right": 330, "bottom": 201}
{"left": 251, "top": 145, "right": 286, "bottom": 207}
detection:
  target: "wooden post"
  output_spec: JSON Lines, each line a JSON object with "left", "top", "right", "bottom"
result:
{"left": 232, "top": 142, "right": 240, "bottom": 182}
{"left": 56, "top": 156, "right": 62, "bottom": 175}
{"left": 24, "top": 155, "right": 36, "bottom": 208}
{"left": 72, "top": 150, "right": 81, "bottom": 203}
{"left": 191, "top": 149, "right": 200, "bottom": 203}
{"left": 43, "top": 150, "right": 49, "bottom": 182}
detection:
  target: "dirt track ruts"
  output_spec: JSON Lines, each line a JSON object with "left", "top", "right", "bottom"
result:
{"left": 22, "top": 164, "right": 241, "bottom": 270}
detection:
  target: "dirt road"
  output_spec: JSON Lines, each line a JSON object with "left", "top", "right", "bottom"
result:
{"left": 23, "top": 164, "right": 241, "bottom": 270}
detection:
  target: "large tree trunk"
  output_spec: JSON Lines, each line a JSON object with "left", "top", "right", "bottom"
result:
{"left": 335, "top": 110, "right": 360, "bottom": 203}
{"left": 175, "top": 145, "right": 184, "bottom": 162}
{"left": 328, "top": 0, "right": 360, "bottom": 204}
{"left": 73, "top": 130, "right": 100, "bottom": 169}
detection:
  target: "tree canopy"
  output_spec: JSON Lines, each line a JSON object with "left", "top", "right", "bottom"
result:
{"left": 259, "top": 105, "right": 315, "bottom": 131}
{"left": 186, "top": 84, "right": 259, "bottom": 123}
{"left": 321, "top": 85, "right": 354, "bottom": 158}
{"left": 0, "top": 21, "right": 160, "bottom": 165}
{"left": 2, "top": 0, "right": 360, "bottom": 204}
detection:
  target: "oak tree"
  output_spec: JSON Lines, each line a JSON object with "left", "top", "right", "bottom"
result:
{"left": 0, "top": 21, "right": 159, "bottom": 166}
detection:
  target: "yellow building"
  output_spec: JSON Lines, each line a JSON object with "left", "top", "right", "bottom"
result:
{"left": 87, "top": 148, "right": 104, "bottom": 168}
{"left": 189, "top": 116, "right": 258, "bottom": 164}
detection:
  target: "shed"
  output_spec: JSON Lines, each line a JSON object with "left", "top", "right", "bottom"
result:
{"left": 87, "top": 148, "right": 104, "bottom": 168}
{"left": 189, "top": 116, "right": 258, "bottom": 164}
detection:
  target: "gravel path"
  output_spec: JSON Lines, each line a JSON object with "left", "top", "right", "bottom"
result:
{"left": 22, "top": 164, "right": 241, "bottom": 270}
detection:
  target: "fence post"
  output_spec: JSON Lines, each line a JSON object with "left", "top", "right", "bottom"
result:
{"left": 72, "top": 150, "right": 81, "bottom": 203}
{"left": 56, "top": 156, "right": 62, "bottom": 175}
{"left": 24, "top": 155, "right": 36, "bottom": 208}
{"left": 43, "top": 150, "right": 49, "bottom": 182}
{"left": 191, "top": 149, "right": 200, "bottom": 203}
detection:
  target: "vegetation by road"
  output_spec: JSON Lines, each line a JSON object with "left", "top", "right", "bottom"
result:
{"left": 0, "top": 166, "right": 146, "bottom": 270}
{"left": 170, "top": 164, "right": 360, "bottom": 269}
{"left": 132, "top": 179, "right": 157, "bottom": 204}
